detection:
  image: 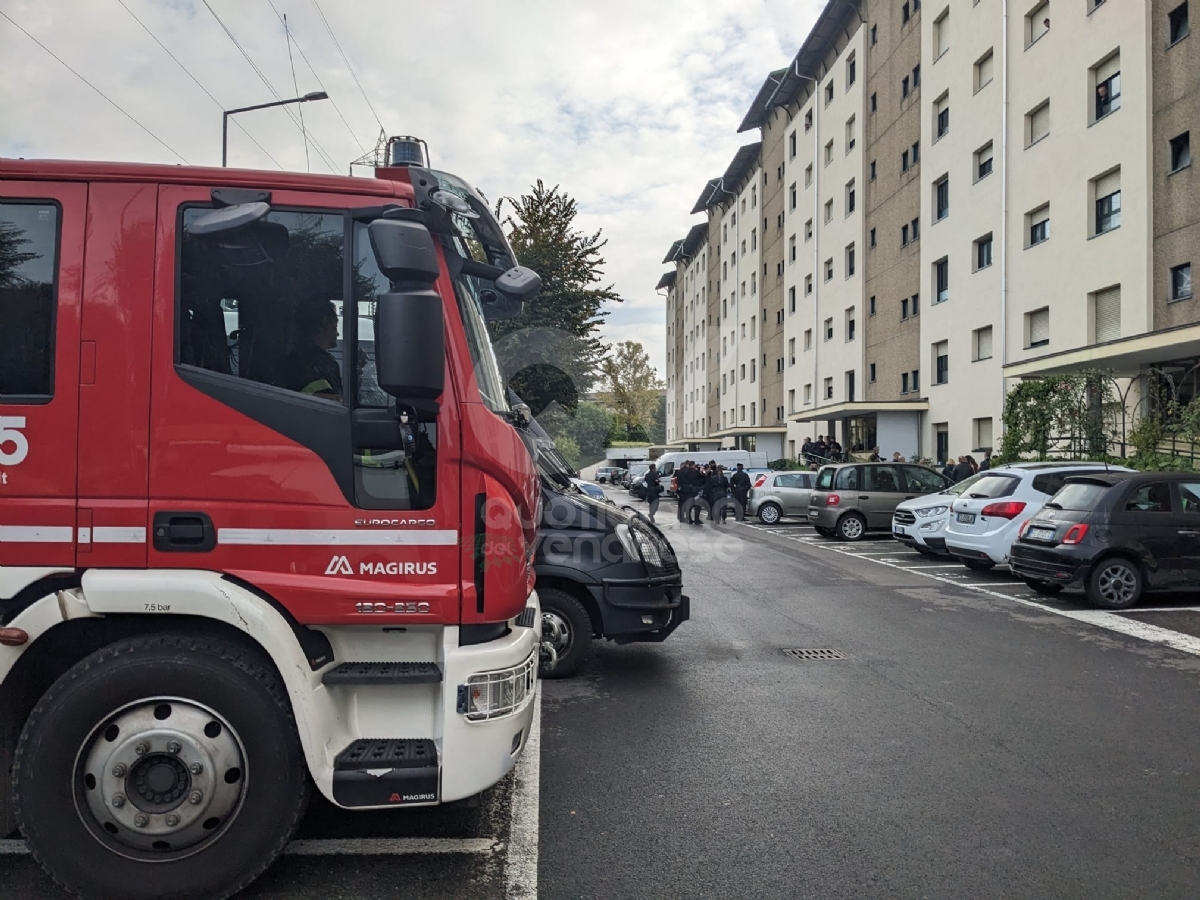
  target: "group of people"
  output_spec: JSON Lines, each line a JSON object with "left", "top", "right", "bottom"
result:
{"left": 942, "top": 450, "right": 992, "bottom": 482}
{"left": 640, "top": 460, "right": 752, "bottom": 526}
{"left": 800, "top": 435, "right": 845, "bottom": 465}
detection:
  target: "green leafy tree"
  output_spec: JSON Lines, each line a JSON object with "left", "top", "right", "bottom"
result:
{"left": 600, "top": 341, "right": 663, "bottom": 440}
{"left": 489, "top": 181, "right": 619, "bottom": 414}
{"left": 649, "top": 393, "right": 667, "bottom": 444}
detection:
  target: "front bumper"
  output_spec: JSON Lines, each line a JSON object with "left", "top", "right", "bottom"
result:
{"left": 892, "top": 516, "right": 950, "bottom": 551}
{"left": 589, "top": 573, "right": 688, "bottom": 641}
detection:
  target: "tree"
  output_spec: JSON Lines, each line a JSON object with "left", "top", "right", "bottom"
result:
{"left": 488, "top": 181, "right": 619, "bottom": 415}
{"left": 649, "top": 393, "right": 667, "bottom": 444}
{"left": 600, "top": 341, "right": 663, "bottom": 439}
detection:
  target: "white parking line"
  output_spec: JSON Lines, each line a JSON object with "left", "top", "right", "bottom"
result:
{"left": 504, "top": 681, "right": 542, "bottom": 900}
{"left": 1123, "top": 607, "right": 1200, "bottom": 613}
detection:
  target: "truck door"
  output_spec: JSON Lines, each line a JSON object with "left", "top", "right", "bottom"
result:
{"left": 0, "top": 182, "right": 87, "bottom": 570}
{"left": 148, "top": 185, "right": 461, "bottom": 625}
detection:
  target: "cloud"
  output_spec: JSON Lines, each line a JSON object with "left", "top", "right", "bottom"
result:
{"left": 0, "top": 0, "right": 823, "bottom": 378}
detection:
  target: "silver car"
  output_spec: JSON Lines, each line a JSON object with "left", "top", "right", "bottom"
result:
{"left": 747, "top": 471, "right": 816, "bottom": 524}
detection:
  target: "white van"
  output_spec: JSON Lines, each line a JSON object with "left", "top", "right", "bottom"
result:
{"left": 652, "top": 450, "right": 769, "bottom": 479}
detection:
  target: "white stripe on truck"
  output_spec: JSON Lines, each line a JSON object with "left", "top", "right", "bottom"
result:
{"left": 217, "top": 528, "right": 460, "bottom": 546}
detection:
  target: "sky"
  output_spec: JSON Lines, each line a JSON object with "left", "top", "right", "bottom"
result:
{"left": 0, "top": 0, "right": 824, "bottom": 381}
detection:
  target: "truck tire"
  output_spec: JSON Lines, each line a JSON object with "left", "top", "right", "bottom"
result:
{"left": 539, "top": 588, "right": 593, "bottom": 679}
{"left": 14, "top": 631, "right": 310, "bottom": 900}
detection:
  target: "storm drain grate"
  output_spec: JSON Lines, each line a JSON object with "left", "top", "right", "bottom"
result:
{"left": 783, "top": 648, "right": 845, "bottom": 661}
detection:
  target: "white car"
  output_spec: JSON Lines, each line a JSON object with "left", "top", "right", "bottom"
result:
{"left": 891, "top": 472, "right": 988, "bottom": 554}
{"left": 943, "top": 461, "right": 1133, "bottom": 570}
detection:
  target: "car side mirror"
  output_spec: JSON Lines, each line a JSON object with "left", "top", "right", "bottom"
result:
{"left": 368, "top": 219, "right": 440, "bottom": 282}
{"left": 496, "top": 265, "right": 541, "bottom": 300}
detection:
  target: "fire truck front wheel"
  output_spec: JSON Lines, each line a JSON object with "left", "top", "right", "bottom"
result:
{"left": 13, "top": 630, "right": 310, "bottom": 900}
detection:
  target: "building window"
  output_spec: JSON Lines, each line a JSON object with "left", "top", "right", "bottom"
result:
{"left": 911, "top": 369, "right": 920, "bottom": 392}
{"left": 934, "top": 176, "right": 949, "bottom": 220}
{"left": 901, "top": 372, "right": 910, "bottom": 394}
{"left": 1027, "top": 2, "right": 1050, "bottom": 47}
{"left": 789, "top": 132, "right": 798, "bottom": 160}
{"left": 804, "top": 383, "right": 812, "bottom": 404}
{"left": 975, "top": 49, "right": 994, "bottom": 92}
{"left": 935, "top": 93, "right": 950, "bottom": 139}
{"left": 911, "top": 217, "right": 920, "bottom": 241}
{"left": 870, "top": 227, "right": 877, "bottom": 248}
{"left": 847, "top": 52, "right": 857, "bottom": 86}
{"left": 825, "top": 80, "right": 834, "bottom": 106}
{"left": 789, "top": 338, "right": 796, "bottom": 365}
{"left": 824, "top": 199, "right": 834, "bottom": 223}
{"left": 973, "top": 417, "right": 994, "bottom": 451}
{"left": 805, "top": 219, "right": 813, "bottom": 241}
{"left": 824, "top": 377, "right": 834, "bottom": 400}
{"left": 751, "top": 272, "right": 757, "bottom": 295}
{"left": 870, "top": 295, "right": 877, "bottom": 315}
{"left": 805, "top": 274, "right": 813, "bottom": 295}
{"left": 912, "top": 293, "right": 920, "bottom": 316}
{"left": 1028, "top": 204, "right": 1050, "bottom": 246}
{"left": 1094, "top": 54, "right": 1121, "bottom": 120}
{"left": 934, "top": 257, "right": 949, "bottom": 303}
{"left": 804, "top": 328, "right": 813, "bottom": 350}
{"left": 1171, "top": 132, "right": 1192, "bottom": 172}
{"left": 824, "top": 317, "right": 834, "bottom": 340}
{"left": 846, "top": 309, "right": 857, "bottom": 342}
{"left": 901, "top": 297, "right": 910, "bottom": 320}
{"left": 789, "top": 285, "right": 797, "bottom": 313}
{"left": 824, "top": 258, "right": 834, "bottom": 282}
{"left": 975, "top": 141, "right": 994, "bottom": 180}
{"left": 933, "top": 341, "right": 949, "bottom": 385}
{"left": 751, "top": 228, "right": 757, "bottom": 251}
{"left": 934, "top": 9, "right": 949, "bottom": 58}
{"left": 825, "top": 140, "right": 834, "bottom": 165}
{"left": 1027, "top": 100, "right": 1050, "bottom": 146}
{"left": 846, "top": 179, "right": 856, "bottom": 215}
{"left": 901, "top": 76, "right": 910, "bottom": 99}
{"left": 901, "top": 224, "right": 910, "bottom": 247}
{"left": 1091, "top": 284, "right": 1121, "bottom": 343}
{"left": 789, "top": 235, "right": 797, "bottom": 263}
{"left": 846, "top": 243, "right": 856, "bottom": 277}
{"left": 871, "top": 23, "right": 878, "bottom": 45}
{"left": 870, "top": 92, "right": 878, "bottom": 113}
{"left": 902, "top": 2, "right": 911, "bottom": 25}
{"left": 1172, "top": 263, "right": 1193, "bottom": 301}
{"left": 1027, "top": 307, "right": 1050, "bottom": 348}
{"left": 805, "top": 109, "right": 813, "bottom": 132}
{"left": 901, "top": 149, "right": 910, "bottom": 173}
{"left": 870, "top": 159, "right": 877, "bottom": 181}
{"left": 846, "top": 116, "right": 856, "bottom": 152}
{"left": 1094, "top": 169, "right": 1121, "bottom": 234}
{"left": 1169, "top": 2, "right": 1190, "bottom": 44}
{"left": 805, "top": 163, "right": 813, "bottom": 186}
{"left": 911, "top": 141, "right": 920, "bottom": 165}
{"left": 789, "top": 182, "right": 798, "bottom": 210}
{"left": 973, "top": 325, "right": 993, "bottom": 361}
{"left": 846, "top": 370, "right": 856, "bottom": 402}
{"left": 974, "top": 233, "right": 993, "bottom": 271}
{"left": 751, "top": 185, "right": 757, "bottom": 208}
{"left": 869, "top": 363, "right": 877, "bottom": 383}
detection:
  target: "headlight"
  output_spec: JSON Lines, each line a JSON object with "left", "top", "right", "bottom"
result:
{"left": 459, "top": 651, "right": 537, "bottom": 721}
{"left": 915, "top": 505, "right": 949, "bottom": 518}
{"left": 614, "top": 523, "right": 640, "bottom": 561}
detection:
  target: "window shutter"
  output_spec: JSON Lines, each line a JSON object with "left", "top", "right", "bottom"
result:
{"left": 976, "top": 418, "right": 993, "bottom": 449}
{"left": 1096, "top": 54, "right": 1120, "bottom": 83}
{"left": 978, "top": 53, "right": 993, "bottom": 87}
{"left": 1031, "top": 205, "right": 1049, "bottom": 228}
{"left": 1030, "top": 103, "right": 1050, "bottom": 142}
{"left": 1094, "top": 285, "right": 1121, "bottom": 343}
{"left": 977, "top": 327, "right": 993, "bottom": 360}
{"left": 1095, "top": 169, "right": 1121, "bottom": 199}
{"left": 1030, "top": 308, "right": 1050, "bottom": 344}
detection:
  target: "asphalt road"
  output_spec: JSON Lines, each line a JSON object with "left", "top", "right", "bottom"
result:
{"left": 6, "top": 489, "right": 1200, "bottom": 899}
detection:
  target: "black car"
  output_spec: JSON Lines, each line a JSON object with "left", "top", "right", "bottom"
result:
{"left": 1009, "top": 471, "right": 1200, "bottom": 609}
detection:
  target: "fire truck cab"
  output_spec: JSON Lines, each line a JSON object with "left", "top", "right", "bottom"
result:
{"left": 0, "top": 158, "right": 542, "bottom": 900}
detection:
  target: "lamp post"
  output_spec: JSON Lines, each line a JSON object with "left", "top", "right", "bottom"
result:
{"left": 222, "top": 91, "right": 329, "bottom": 167}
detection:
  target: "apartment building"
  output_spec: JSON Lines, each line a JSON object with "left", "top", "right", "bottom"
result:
{"left": 660, "top": 0, "right": 1198, "bottom": 462}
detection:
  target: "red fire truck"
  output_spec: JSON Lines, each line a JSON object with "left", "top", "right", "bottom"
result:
{"left": 0, "top": 153, "right": 544, "bottom": 900}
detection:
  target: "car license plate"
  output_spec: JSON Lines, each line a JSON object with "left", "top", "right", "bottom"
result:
{"left": 1028, "top": 527, "right": 1056, "bottom": 541}
{"left": 956, "top": 512, "right": 976, "bottom": 524}
{"left": 893, "top": 526, "right": 906, "bottom": 536}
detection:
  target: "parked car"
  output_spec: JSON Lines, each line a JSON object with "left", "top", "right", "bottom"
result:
{"left": 1009, "top": 471, "right": 1200, "bottom": 608}
{"left": 572, "top": 478, "right": 608, "bottom": 501}
{"left": 626, "top": 464, "right": 652, "bottom": 498}
{"left": 892, "top": 472, "right": 989, "bottom": 554}
{"left": 943, "top": 462, "right": 1133, "bottom": 570}
{"left": 595, "top": 466, "right": 621, "bottom": 484}
{"left": 748, "top": 471, "right": 816, "bottom": 524}
{"left": 808, "top": 463, "right": 951, "bottom": 540}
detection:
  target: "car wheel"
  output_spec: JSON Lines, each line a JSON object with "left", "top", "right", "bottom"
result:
{"left": 1023, "top": 578, "right": 1064, "bottom": 595}
{"left": 539, "top": 588, "right": 593, "bottom": 679}
{"left": 758, "top": 503, "right": 782, "bottom": 525}
{"left": 961, "top": 558, "right": 995, "bottom": 571}
{"left": 814, "top": 526, "right": 836, "bottom": 537}
{"left": 836, "top": 513, "right": 867, "bottom": 541}
{"left": 14, "top": 632, "right": 309, "bottom": 900}
{"left": 1086, "top": 556, "right": 1143, "bottom": 610}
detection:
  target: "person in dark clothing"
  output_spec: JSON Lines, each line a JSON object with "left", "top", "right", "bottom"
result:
{"left": 801, "top": 437, "right": 815, "bottom": 463}
{"left": 285, "top": 298, "right": 343, "bottom": 401}
{"left": 675, "top": 461, "right": 692, "bottom": 522}
{"left": 941, "top": 458, "right": 957, "bottom": 480}
{"left": 644, "top": 463, "right": 662, "bottom": 523}
{"left": 678, "top": 461, "right": 702, "bottom": 523}
{"left": 828, "top": 439, "right": 843, "bottom": 462}
{"left": 814, "top": 437, "right": 829, "bottom": 461}
{"left": 979, "top": 450, "right": 993, "bottom": 471}
{"left": 729, "top": 463, "right": 752, "bottom": 521}
{"left": 706, "top": 465, "right": 730, "bottom": 523}
{"left": 952, "top": 456, "right": 975, "bottom": 483}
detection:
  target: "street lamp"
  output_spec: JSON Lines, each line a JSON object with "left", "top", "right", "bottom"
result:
{"left": 222, "top": 91, "right": 329, "bottom": 167}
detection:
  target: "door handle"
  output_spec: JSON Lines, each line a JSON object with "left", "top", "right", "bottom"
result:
{"left": 153, "top": 512, "right": 216, "bottom": 552}
{"left": 859, "top": 495, "right": 870, "bottom": 500}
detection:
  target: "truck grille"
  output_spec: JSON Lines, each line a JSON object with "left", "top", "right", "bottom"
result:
{"left": 631, "top": 520, "right": 680, "bottom": 577}
{"left": 894, "top": 510, "right": 916, "bottom": 526}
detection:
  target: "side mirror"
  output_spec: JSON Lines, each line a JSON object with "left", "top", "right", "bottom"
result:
{"left": 368, "top": 219, "right": 440, "bottom": 283}
{"left": 375, "top": 290, "right": 444, "bottom": 401}
{"left": 496, "top": 266, "right": 541, "bottom": 300}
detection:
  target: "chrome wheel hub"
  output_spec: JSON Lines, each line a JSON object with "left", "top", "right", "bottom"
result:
{"left": 841, "top": 517, "right": 863, "bottom": 539}
{"left": 78, "top": 698, "right": 246, "bottom": 859}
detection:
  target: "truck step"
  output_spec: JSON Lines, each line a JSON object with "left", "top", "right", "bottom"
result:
{"left": 332, "top": 739, "right": 440, "bottom": 807}
{"left": 321, "top": 661, "right": 442, "bottom": 686}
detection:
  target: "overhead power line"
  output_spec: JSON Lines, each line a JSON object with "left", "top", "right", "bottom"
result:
{"left": 264, "top": 0, "right": 368, "bottom": 154}
{"left": 282, "top": 13, "right": 310, "bottom": 172}
{"left": 0, "top": 8, "right": 190, "bottom": 164}
{"left": 201, "top": 0, "right": 341, "bottom": 173}
{"left": 309, "top": 0, "right": 385, "bottom": 132}
{"left": 114, "top": 0, "right": 283, "bottom": 169}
